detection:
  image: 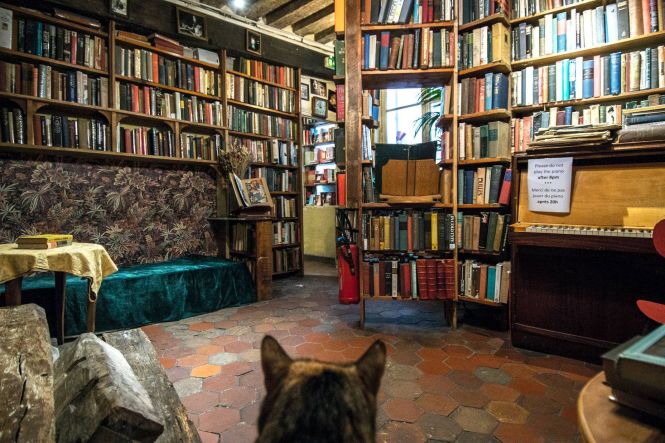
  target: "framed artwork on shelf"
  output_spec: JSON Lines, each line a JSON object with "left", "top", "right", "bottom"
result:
{"left": 230, "top": 174, "right": 274, "bottom": 210}
{"left": 300, "top": 83, "right": 310, "bottom": 101}
{"left": 310, "top": 79, "right": 327, "bottom": 97}
{"left": 246, "top": 30, "right": 262, "bottom": 55}
{"left": 312, "top": 97, "right": 327, "bottom": 118}
{"left": 110, "top": 0, "right": 128, "bottom": 17}
{"left": 328, "top": 90, "right": 337, "bottom": 113}
{"left": 176, "top": 7, "right": 207, "bottom": 40}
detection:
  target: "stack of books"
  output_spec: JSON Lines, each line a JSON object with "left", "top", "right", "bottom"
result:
{"left": 149, "top": 33, "right": 184, "bottom": 57}
{"left": 16, "top": 234, "right": 73, "bottom": 249}
{"left": 617, "top": 104, "right": 665, "bottom": 144}
{"left": 527, "top": 124, "right": 621, "bottom": 150}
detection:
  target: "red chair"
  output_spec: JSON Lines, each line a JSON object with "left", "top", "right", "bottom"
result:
{"left": 636, "top": 219, "right": 665, "bottom": 325}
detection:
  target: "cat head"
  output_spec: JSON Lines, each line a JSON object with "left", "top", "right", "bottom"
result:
{"left": 257, "top": 335, "right": 387, "bottom": 443}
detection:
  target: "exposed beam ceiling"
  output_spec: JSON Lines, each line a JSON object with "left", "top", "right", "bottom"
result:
{"left": 245, "top": 0, "right": 292, "bottom": 20}
{"left": 315, "top": 26, "right": 335, "bottom": 44}
{"left": 265, "top": 0, "right": 332, "bottom": 30}
{"left": 292, "top": 4, "right": 335, "bottom": 36}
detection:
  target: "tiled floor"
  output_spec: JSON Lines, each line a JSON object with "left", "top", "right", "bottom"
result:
{"left": 142, "top": 275, "right": 598, "bottom": 443}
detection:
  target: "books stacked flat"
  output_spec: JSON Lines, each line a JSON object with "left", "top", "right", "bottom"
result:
{"left": 527, "top": 124, "right": 620, "bottom": 151}
{"left": 616, "top": 104, "right": 665, "bottom": 144}
{"left": 16, "top": 234, "right": 73, "bottom": 249}
{"left": 149, "top": 33, "right": 184, "bottom": 57}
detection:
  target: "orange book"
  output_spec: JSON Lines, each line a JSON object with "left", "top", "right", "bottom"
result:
{"left": 479, "top": 264, "right": 488, "bottom": 300}
{"left": 131, "top": 84, "right": 140, "bottom": 113}
{"left": 335, "top": 0, "right": 345, "bottom": 32}
{"left": 641, "top": 0, "right": 651, "bottom": 33}
{"left": 194, "top": 66, "right": 201, "bottom": 92}
{"left": 152, "top": 53, "right": 159, "bottom": 84}
{"left": 407, "top": 213, "right": 413, "bottom": 251}
{"left": 337, "top": 173, "right": 346, "bottom": 206}
{"left": 143, "top": 86, "right": 150, "bottom": 114}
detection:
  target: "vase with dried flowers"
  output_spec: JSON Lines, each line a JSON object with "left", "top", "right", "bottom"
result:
{"left": 215, "top": 139, "right": 252, "bottom": 216}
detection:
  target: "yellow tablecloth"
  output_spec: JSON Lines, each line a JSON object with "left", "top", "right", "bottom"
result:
{"left": 0, "top": 243, "right": 118, "bottom": 298}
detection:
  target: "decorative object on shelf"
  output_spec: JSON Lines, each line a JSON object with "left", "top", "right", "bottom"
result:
{"left": 312, "top": 97, "right": 328, "bottom": 118}
{"left": 110, "top": 0, "right": 128, "bottom": 17}
{"left": 246, "top": 29, "right": 262, "bottom": 55}
{"left": 300, "top": 83, "right": 310, "bottom": 100}
{"left": 328, "top": 90, "right": 337, "bottom": 113}
{"left": 176, "top": 7, "right": 207, "bottom": 40}
{"left": 310, "top": 79, "right": 327, "bottom": 97}
{"left": 216, "top": 139, "right": 251, "bottom": 177}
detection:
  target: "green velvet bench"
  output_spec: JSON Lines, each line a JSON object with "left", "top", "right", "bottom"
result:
{"left": 0, "top": 256, "right": 256, "bottom": 336}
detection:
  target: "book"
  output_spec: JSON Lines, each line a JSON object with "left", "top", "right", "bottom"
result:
{"left": 17, "top": 234, "right": 74, "bottom": 244}
{"left": 16, "top": 240, "right": 73, "bottom": 249}
{"left": 0, "top": 7, "right": 11, "bottom": 49}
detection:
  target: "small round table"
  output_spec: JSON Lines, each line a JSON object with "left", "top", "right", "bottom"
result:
{"left": 577, "top": 372, "right": 665, "bottom": 443}
{"left": 0, "top": 242, "right": 117, "bottom": 344}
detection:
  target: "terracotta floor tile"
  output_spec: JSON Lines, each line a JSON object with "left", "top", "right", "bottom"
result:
{"left": 197, "top": 407, "right": 241, "bottom": 434}
{"left": 417, "top": 413, "right": 463, "bottom": 441}
{"left": 389, "top": 350, "right": 423, "bottom": 366}
{"left": 445, "top": 356, "right": 481, "bottom": 372}
{"left": 384, "top": 380, "right": 423, "bottom": 400}
{"left": 190, "top": 322, "right": 214, "bottom": 332}
{"left": 445, "top": 344, "right": 474, "bottom": 357}
{"left": 415, "top": 392, "right": 458, "bottom": 416}
{"left": 486, "top": 401, "right": 529, "bottom": 424}
{"left": 220, "top": 423, "right": 258, "bottom": 443}
{"left": 377, "top": 422, "right": 427, "bottom": 443}
{"left": 417, "top": 359, "right": 452, "bottom": 375}
{"left": 181, "top": 391, "right": 220, "bottom": 415}
{"left": 508, "top": 377, "right": 547, "bottom": 396}
{"left": 223, "top": 341, "right": 252, "bottom": 354}
{"left": 219, "top": 386, "right": 257, "bottom": 409}
{"left": 197, "top": 345, "right": 225, "bottom": 356}
{"left": 417, "top": 347, "right": 449, "bottom": 362}
{"left": 191, "top": 364, "right": 222, "bottom": 378}
{"left": 450, "top": 388, "right": 490, "bottom": 408}
{"left": 383, "top": 398, "right": 424, "bottom": 423}
{"left": 479, "top": 384, "right": 521, "bottom": 402}
{"left": 449, "top": 371, "right": 484, "bottom": 390}
{"left": 218, "top": 361, "right": 254, "bottom": 377}
{"left": 159, "top": 357, "right": 176, "bottom": 369}
{"left": 198, "top": 430, "right": 219, "bottom": 443}
{"left": 202, "top": 374, "right": 236, "bottom": 392}
{"left": 453, "top": 406, "right": 498, "bottom": 434}
{"left": 494, "top": 423, "right": 544, "bottom": 443}
{"left": 304, "top": 332, "right": 332, "bottom": 344}
{"left": 177, "top": 354, "right": 210, "bottom": 368}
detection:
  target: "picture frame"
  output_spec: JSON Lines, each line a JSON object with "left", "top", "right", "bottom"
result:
{"left": 246, "top": 30, "right": 262, "bottom": 55}
{"left": 328, "top": 90, "right": 337, "bottom": 113}
{"left": 312, "top": 97, "right": 328, "bottom": 118}
{"left": 110, "top": 0, "right": 128, "bottom": 17}
{"left": 300, "top": 83, "right": 310, "bottom": 101}
{"left": 176, "top": 7, "right": 207, "bottom": 41}
{"left": 310, "top": 78, "right": 327, "bottom": 97}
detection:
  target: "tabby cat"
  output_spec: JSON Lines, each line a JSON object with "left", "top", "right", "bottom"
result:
{"left": 257, "top": 335, "right": 386, "bottom": 443}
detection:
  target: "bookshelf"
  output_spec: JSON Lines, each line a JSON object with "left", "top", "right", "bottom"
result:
{"left": 302, "top": 115, "right": 340, "bottom": 207}
{"left": 225, "top": 52, "right": 303, "bottom": 277}
{"left": 0, "top": 2, "right": 305, "bottom": 282}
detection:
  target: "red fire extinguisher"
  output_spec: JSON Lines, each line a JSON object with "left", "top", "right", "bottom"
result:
{"left": 338, "top": 243, "right": 359, "bottom": 304}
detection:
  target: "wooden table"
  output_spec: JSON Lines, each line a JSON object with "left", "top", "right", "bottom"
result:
{"left": 0, "top": 243, "right": 117, "bottom": 344}
{"left": 577, "top": 372, "right": 665, "bottom": 443}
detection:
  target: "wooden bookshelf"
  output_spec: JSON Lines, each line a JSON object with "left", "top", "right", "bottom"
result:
{"left": 114, "top": 35, "right": 220, "bottom": 69}
{"left": 361, "top": 67, "right": 455, "bottom": 88}
{"left": 0, "top": 48, "right": 109, "bottom": 76}
{"left": 458, "top": 61, "right": 512, "bottom": 77}
{"left": 226, "top": 98, "right": 298, "bottom": 119}
{"left": 360, "top": 21, "right": 455, "bottom": 31}
{"left": 510, "top": 0, "right": 604, "bottom": 25}
{"left": 458, "top": 109, "right": 511, "bottom": 123}
{"left": 511, "top": 87, "right": 665, "bottom": 114}
{"left": 458, "top": 13, "right": 510, "bottom": 32}
{"left": 458, "top": 295, "right": 503, "bottom": 307}
{"left": 458, "top": 157, "right": 512, "bottom": 165}
{"left": 115, "top": 75, "right": 222, "bottom": 101}
{"left": 225, "top": 69, "right": 298, "bottom": 92}
{"left": 511, "top": 31, "right": 665, "bottom": 69}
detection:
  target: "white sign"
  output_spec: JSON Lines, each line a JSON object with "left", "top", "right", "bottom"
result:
{"left": 527, "top": 157, "right": 573, "bottom": 213}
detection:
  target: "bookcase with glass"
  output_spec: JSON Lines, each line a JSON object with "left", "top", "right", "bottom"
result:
{"left": 303, "top": 116, "right": 340, "bottom": 206}
{"left": 224, "top": 52, "right": 303, "bottom": 276}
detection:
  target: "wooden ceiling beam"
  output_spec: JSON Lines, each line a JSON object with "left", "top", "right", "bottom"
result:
{"left": 314, "top": 26, "right": 335, "bottom": 44}
{"left": 292, "top": 4, "right": 335, "bottom": 36}
{"left": 245, "top": 0, "right": 292, "bottom": 20}
{"left": 265, "top": 0, "right": 332, "bottom": 29}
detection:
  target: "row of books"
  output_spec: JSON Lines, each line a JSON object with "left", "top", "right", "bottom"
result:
{"left": 362, "top": 29, "right": 455, "bottom": 70}
{"left": 0, "top": 62, "right": 109, "bottom": 107}
{"left": 458, "top": 259, "right": 510, "bottom": 303}
{"left": 34, "top": 114, "right": 109, "bottom": 150}
{"left": 0, "top": 107, "right": 25, "bottom": 144}
{"left": 511, "top": 47, "right": 665, "bottom": 107}
{"left": 361, "top": 258, "right": 455, "bottom": 300}
{"left": 512, "top": 0, "right": 588, "bottom": 20}
{"left": 458, "top": 72, "right": 509, "bottom": 115}
{"left": 17, "top": 19, "right": 107, "bottom": 70}
{"left": 512, "top": 104, "right": 624, "bottom": 150}
{"left": 305, "top": 168, "right": 336, "bottom": 185}
{"left": 458, "top": 165, "right": 511, "bottom": 205}
{"left": 304, "top": 145, "right": 335, "bottom": 165}
{"left": 118, "top": 126, "right": 175, "bottom": 157}
{"left": 273, "top": 247, "right": 300, "bottom": 273}
{"left": 362, "top": 211, "right": 456, "bottom": 251}
{"left": 458, "top": 121, "right": 511, "bottom": 160}
{"left": 115, "top": 82, "right": 224, "bottom": 125}
{"left": 306, "top": 191, "right": 337, "bottom": 206}
{"left": 363, "top": 167, "right": 377, "bottom": 203}
{"left": 273, "top": 221, "right": 299, "bottom": 246}
{"left": 458, "top": 23, "right": 510, "bottom": 70}
{"left": 226, "top": 73, "right": 296, "bottom": 114}
{"left": 230, "top": 136, "right": 296, "bottom": 166}
{"left": 115, "top": 46, "right": 221, "bottom": 97}
{"left": 247, "top": 167, "right": 296, "bottom": 192}
{"left": 274, "top": 196, "right": 297, "bottom": 218}
{"left": 227, "top": 105, "right": 297, "bottom": 140}
{"left": 230, "top": 223, "right": 255, "bottom": 253}
{"left": 303, "top": 126, "right": 335, "bottom": 146}
{"left": 226, "top": 56, "right": 296, "bottom": 89}
{"left": 360, "top": 0, "right": 456, "bottom": 24}
{"left": 459, "top": 0, "right": 509, "bottom": 24}
{"left": 511, "top": 2, "right": 662, "bottom": 62}
{"left": 180, "top": 133, "right": 221, "bottom": 160}
{"left": 458, "top": 212, "right": 510, "bottom": 252}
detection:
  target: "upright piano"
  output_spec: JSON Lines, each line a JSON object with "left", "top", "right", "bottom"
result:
{"left": 510, "top": 147, "right": 665, "bottom": 362}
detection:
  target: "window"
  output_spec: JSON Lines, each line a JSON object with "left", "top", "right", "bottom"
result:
{"left": 384, "top": 88, "right": 423, "bottom": 144}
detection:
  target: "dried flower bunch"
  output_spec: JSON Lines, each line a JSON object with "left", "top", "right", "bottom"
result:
{"left": 217, "top": 139, "right": 250, "bottom": 177}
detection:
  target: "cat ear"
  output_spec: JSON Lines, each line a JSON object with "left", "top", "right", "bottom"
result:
{"left": 261, "top": 335, "right": 293, "bottom": 393}
{"left": 355, "top": 340, "right": 387, "bottom": 396}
